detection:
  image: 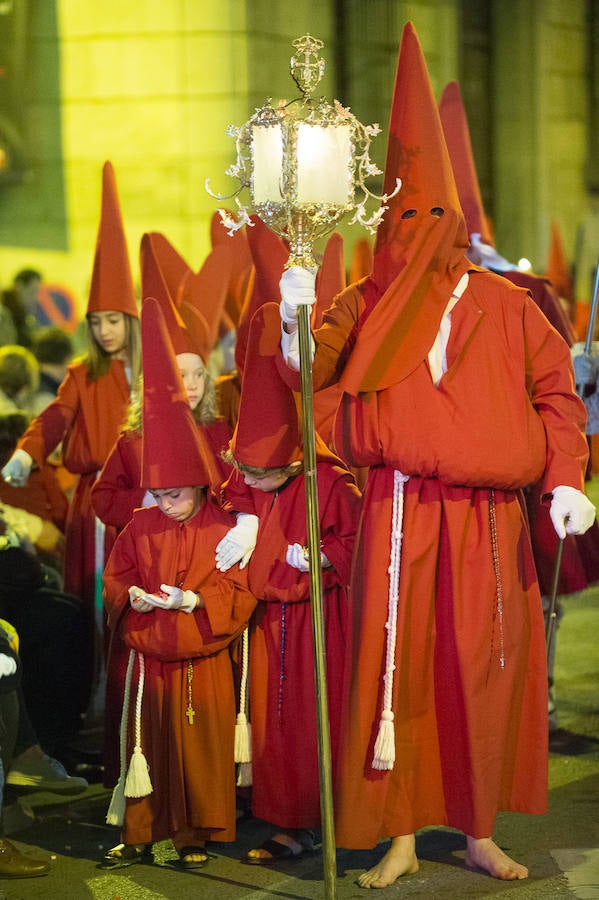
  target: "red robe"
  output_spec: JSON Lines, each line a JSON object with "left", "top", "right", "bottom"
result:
{"left": 502, "top": 270, "right": 599, "bottom": 594}
{"left": 103, "top": 496, "right": 256, "bottom": 846}
{"left": 245, "top": 462, "right": 361, "bottom": 829}
{"left": 17, "top": 358, "right": 131, "bottom": 602}
{"left": 16, "top": 358, "right": 131, "bottom": 710}
{"left": 91, "top": 418, "right": 233, "bottom": 786}
{"left": 302, "top": 269, "right": 588, "bottom": 845}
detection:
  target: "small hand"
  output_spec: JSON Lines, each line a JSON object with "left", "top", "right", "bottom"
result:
{"left": 286, "top": 542, "right": 332, "bottom": 572}
{"left": 150, "top": 583, "right": 198, "bottom": 613}
{"left": 286, "top": 542, "right": 310, "bottom": 572}
{"left": 215, "top": 514, "right": 259, "bottom": 571}
{"left": 0, "top": 653, "right": 17, "bottom": 678}
{"left": 1, "top": 449, "right": 33, "bottom": 487}
{"left": 128, "top": 585, "right": 156, "bottom": 613}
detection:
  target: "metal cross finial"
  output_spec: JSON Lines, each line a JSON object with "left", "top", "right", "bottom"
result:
{"left": 290, "top": 34, "right": 325, "bottom": 97}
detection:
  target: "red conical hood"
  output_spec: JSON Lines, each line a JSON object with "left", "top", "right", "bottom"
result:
{"left": 140, "top": 234, "right": 197, "bottom": 356}
{"left": 545, "top": 220, "right": 573, "bottom": 301}
{"left": 230, "top": 303, "right": 303, "bottom": 468}
{"left": 87, "top": 161, "right": 138, "bottom": 318}
{"left": 210, "top": 209, "right": 253, "bottom": 328}
{"left": 140, "top": 299, "right": 218, "bottom": 489}
{"left": 349, "top": 237, "right": 373, "bottom": 284}
{"left": 145, "top": 232, "right": 191, "bottom": 309}
{"left": 341, "top": 22, "right": 470, "bottom": 394}
{"left": 177, "top": 244, "right": 233, "bottom": 357}
{"left": 313, "top": 232, "right": 346, "bottom": 329}
{"left": 438, "top": 80, "right": 494, "bottom": 245}
{"left": 235, "top": 216, "right": 289, "bottom": 375}
{"left": 371, "top": 23, "right": 467, "bottom": 294}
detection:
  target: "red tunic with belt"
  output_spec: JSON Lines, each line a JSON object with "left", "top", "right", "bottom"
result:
{"left": 103, "top": 495, "right": 256, "bottom": 846}
{"left": 245, "top": 461, "right": 361, "bottom": 830}
{"left": 302, "top": 269, "right": 588, "bottom": 846}
{"left": 16, "top": 358, "right": 131, "bottom": 604}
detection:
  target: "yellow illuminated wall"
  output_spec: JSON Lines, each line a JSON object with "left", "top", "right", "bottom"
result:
{"left": 0, "top": 0, "right": 595, "bottom": 316}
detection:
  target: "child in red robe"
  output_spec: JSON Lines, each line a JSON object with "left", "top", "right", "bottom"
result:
{"left": 101, "top": 298, "right": 256, "bottom": 869}
{"left": 221, "top": 302, "right": 361, "bottom": 863}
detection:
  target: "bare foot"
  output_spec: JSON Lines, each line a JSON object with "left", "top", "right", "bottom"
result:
{"left": 465, "top": 836, "right": 528, "bottom": 880}
{"left": 357, "top": 834, "right": 419, "bottom": 889}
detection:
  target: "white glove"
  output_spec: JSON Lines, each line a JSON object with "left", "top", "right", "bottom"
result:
{"left": 141, "top": 490, "right": 157, "bottom": 508}
{"left": 573, "top": 353, "right": 598, "bottom": 387}
{"left": 286, "top": 541, "right": 331, "bottom": 572}
{"left": 467, "top": 233, "right": 517, "bottom": 272}
{"left": 128, "top": 585, "right": 155, "bottom": 613}
{"left": 215, "top": 513, "right": 259, "bottom": 571}
{"left": 279, "top": 266, "right": 317, "bottom": 329}
{"left": 152, "top": 583, "right": 198, "bottom": 613}
{"left": 1, "top": 449, "right": 33, "bottom": 487}
{"left": 549, "top": 485, "right": 596, "bottom": 539}
{"left": 0, "top": 653, "right": 17, "bottom": 678}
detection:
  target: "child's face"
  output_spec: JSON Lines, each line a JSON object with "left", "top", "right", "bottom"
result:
{"left": 89, "top": 311, "right": 126, "bottom": 356}
{"left": 243, "top": 470, "right": 290, "bottom": 493}
{"left": 177, "top": 353, "right": 205, "bottom": 411}
{"left": 150, "top": 485, "right": 201, "bottom": 522}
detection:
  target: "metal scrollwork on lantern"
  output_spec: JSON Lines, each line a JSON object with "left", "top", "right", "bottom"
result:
{"left": 206, "top": 33, "right": 400, "bottom": 268}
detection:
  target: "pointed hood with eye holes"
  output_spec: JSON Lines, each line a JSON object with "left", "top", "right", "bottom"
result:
{"left": 340, "top": 22, "right": 470, "bottom": 395}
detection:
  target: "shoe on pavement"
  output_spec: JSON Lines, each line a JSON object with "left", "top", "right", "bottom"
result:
{"left": 7, "top": 753, "right": 89, "bottom": 794}
{"left": 0, "top": 839, "right": 49, "bottom": 878}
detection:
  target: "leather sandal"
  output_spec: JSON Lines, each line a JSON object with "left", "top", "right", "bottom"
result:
{"left": 100, "top": 843, "right": 153, "bottom": 869}
{"left": 176, "top": 845, "right": 209, "bottom": 869}
{"left": 244, "top": 830, "right": 315, "bottom": 865}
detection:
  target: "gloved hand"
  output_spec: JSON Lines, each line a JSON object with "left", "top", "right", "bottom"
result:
{"left": 573, "top": 352, "right": 598, "bottom": 387}
{"left": 1, "top": 449, "right": 33, "bottom": 487}
{"left": 215, "top": 513, "right": 259, "bottom": 571}
{"left": 286, "top": 542, "right": 331, "bottom": 572}
{"left": 0, "top": 653, "right": 17, "bottom": 678}
{"left": 549, "top": 485, "right": 596, "bottom": 539}
{"left": 279, "top": 266, "right": 318, "bottom": 330}
{"left": 128, "top": 585, "right": 155, "bottom": 613}
{"left": 151, "top": 583, "right": 198, "bottom": 613}
{"left": 141, "top": 490, "right": 157, "bottom": 507}
{"left": 467, "top": 233, "right": 517, "bottom": 272}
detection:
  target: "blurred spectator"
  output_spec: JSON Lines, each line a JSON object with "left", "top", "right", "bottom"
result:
{"left": 0, "top": 516, "right": 88, "bottom": 766}
{"left": 0, "top": 621, "right": 52, "bottom": 878}
{"left": 12, "top": 269, "right": 42, "bottom": 325}
{"left": 0, "top": 411, "right": 67, "bottom": 579}
{"left": 0, "top": 286, "right": 35, "bottom": 349}
{"left": 0, "top": 345, "right": 39, "bottom": 416}
{"left": 0, "top": 281, "right": 17, "bottom": 346}
{"left": 30, "top": 327, "right": 74, "bottom": 415}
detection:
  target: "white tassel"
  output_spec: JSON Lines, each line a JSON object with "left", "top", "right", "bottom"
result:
{"left": 371, "top": 471, "right": 408, "bottom": 771}
{"left": 234, "top": 628, "right": 252, "bottom": 786}
{"left": 106, "top": 649, "right": 135, "bottom": 826}
{"left": 124, "top": 652, "right": 153, "bottom": 799}
{"left": 234, "top": 712, "right": 251, "bottom": 764}
{"left": 106, "top": 773, "right": 126, "bottom": 825}
{"left": 372, "top": 710, "right": 396, "bottom": 770}
{"left": 125, "top": 747, "right": 153, "bottom": 798}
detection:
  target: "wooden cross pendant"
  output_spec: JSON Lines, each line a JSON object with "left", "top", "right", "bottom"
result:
{"left": 186, "top": 706, "right": 195, "bottom": 725}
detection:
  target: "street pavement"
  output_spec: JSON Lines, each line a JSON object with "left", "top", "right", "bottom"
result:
{"left": 2, "top": 581, "right": 598, "bottom": 898}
